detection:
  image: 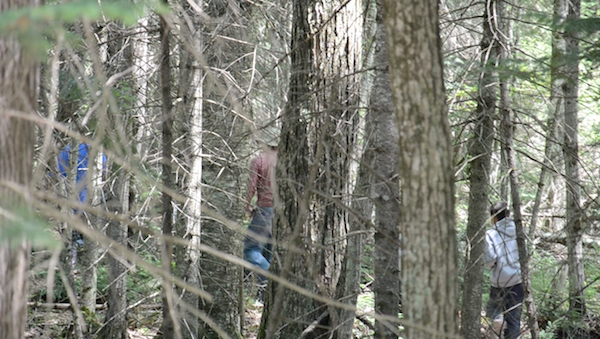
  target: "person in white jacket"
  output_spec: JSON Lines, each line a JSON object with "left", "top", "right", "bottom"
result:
{"left": 484, "top": 202, "right": 523, "bottom": 339}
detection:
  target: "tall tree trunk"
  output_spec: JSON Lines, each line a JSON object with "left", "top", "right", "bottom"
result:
{"left": 98, "top": 18, "right": 135, "bottom": 338}
{"left": 529, "top": 0, "right": 568, "bottom": 239}
{"left": 78, "top": 146, "right": 107, "bottom": 338}
{"left": 0, "top": 1, "right": 40, "bottom": 338}
{"left": 174, "top": 1, "right": 204, "bottom": 337}
{"left": 563, "top": 0, "right": 584, "bottom": 316}
{"left": 159, "top": 8, "right": 178, "bottom": 338}
{"left": 260, "top": 0, "right": 362, "bottom": 337}
{"left": 382, "top": 0, "right": 460, "bottom": 338}
{"left": 196, "top": 1, "right": 255, "bottom": 337}
{"left": 100, "top": 169, "right": 130, "bottom": 339}
{"left": 461, "top": 1, "right": 498, "bottom": 337}
{"left": 258, "top": 1, "right": 312, "bottom": 338}
{"left": 501, "top": 79, "right": 540, "bottom": 339}
{"left": 371, "top": 1, "right": 400, "bottom": 337}
{"left": 80, "top": 25, "right": 127, "bottom": 332}
{"left": 78, "top": 153, "right": 99, "bottom": 330}
{"left": 133, "top": 17, "right": 152, "bottom": 162}
{"left": 334, "top": 118, "right": 375, "bottom": 339}
{"left": 79, "top": 17, "right": 127, "bottom": 331}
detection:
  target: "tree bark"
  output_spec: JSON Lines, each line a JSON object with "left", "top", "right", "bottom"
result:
{"left": 78, "top": 148, "right": 105, "bottom": 336}
{"left": 529, "top": 0, "right": 568, "bottom": 239}
{"left": 461, "top": 1, "right": 498, "bottom": 337}
{"left": 334, "top": 119, "right": 375, "bottom": 339}
{"left": 0, "top": 1, "right": 40, "bottom": 338}
{"left": 562, "top": 0, "right": 585, "bottom": 317}
{"left": 159, "top": 8, "right": 178, "bottom": 338}
{"left": 93, "top": 18, "right": 134, "bottom": 338}
{"left": 174, "top": 1, "right": 204, "bottom": 337}
{"left": 382, "top": 1, "right": 460, "bottom": 338}
{"left": 100, "top": 169, "right": 129, "bottom": 339}
{"left": 260, "top": 0, "right": 363, "bottom": 337}
{"left": 258, "top": 1, "right": 312, "bottom": 338}
{"left": 371, "top": 1, "right": 400, "bottom": 337}
{"left": 133, "top": 17, "right": 152, "bottom": 162}
{"left": 196, "top": 1, "right": 256, "bottom": 337}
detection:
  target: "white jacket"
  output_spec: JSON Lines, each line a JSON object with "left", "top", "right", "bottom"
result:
{"left": 484, "top": 218, "right": 522, "bottom": 287}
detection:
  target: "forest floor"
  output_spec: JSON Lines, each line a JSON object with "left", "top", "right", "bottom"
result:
{"left": 25, "top": 300, "right": 263, "bottom": 339}
{"left": 35, "top": 289, "right": 600, "bottom": 339}
{"left": 24, "top": 287, "right": 371, "bottom": 339}
{"left": 29, "top": 303, "right": 600, "bottom": 339}
{"left": 25, "top": 307, "right": 160, "bottom": 339}
{"left": 243, "top": 299, "right": 264, "bottom": 339}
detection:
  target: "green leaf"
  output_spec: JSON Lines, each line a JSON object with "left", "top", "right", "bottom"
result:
{"left": 0, "top": 0, "right": 149, "bottom": 58}
{"left": 1, "top": 208, "right": 61, "bottom": 250}
{"left": 565, "top": 17, "right": 600, "bottom": 35}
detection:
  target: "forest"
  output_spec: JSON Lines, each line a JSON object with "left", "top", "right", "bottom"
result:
{"left": 0, "top": 0, "right": 599, "bottom": 338}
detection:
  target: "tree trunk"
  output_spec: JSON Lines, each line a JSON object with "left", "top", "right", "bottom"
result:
{"left": 133, "top": 17, "right": 152, "bottom": 162}
{"left": 551, "top": 260, "right": 568, "bottom": 306}
{"left": 382, "top": 0, "right": 460, "bottom": 338}
{"left": 159, "top": 8, "right": 178, "bottom": 338}
{"left": 461, "top": 1, "right": 498, "bottom": 337}
{"left": 260, "top": 0, "right": 362, "bottom": 337}
{"left": 78, "top": 158, "right": 99, "bottom": 331}
{"left": 0, "top": 1, "right": 40, "bottom": 338}
{"left": 501, "top": 80, "right": 540, "bottom": 339}
{"left": 529, "top": 0, "right": 568, "bottom": 239}
{"left": 79, "top": 19, "right": 129, "bottom": 332}
{"left": 562, "top": 0, "right": 584, "bottom": 316}
{"left": 174, "top": 1, "right": 204, "bottom": 337}
{"left": 258, "top": 1, "right": 312, "bottom": 338}
{"left": 334, "top": 119, "right": 375, "bottom": 339}
{"left": 371, "top": 1, "right": 400, "bottom": 337}
{"left": 100, "top": 169, "right": 129, "bottom": 339}
{"left": 196, "top": 1, "right": 255, "bottom": 337}
{"left": 96, "top": 18, "right": 134, "bottom": 338}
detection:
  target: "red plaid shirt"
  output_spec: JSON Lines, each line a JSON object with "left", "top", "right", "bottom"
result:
{"left": 246, "top": 150, "right": 277, "bottom": 211}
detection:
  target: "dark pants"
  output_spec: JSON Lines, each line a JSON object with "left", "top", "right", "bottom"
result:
{"left": 487, "top": 283, "right": 523, "bottom": 339}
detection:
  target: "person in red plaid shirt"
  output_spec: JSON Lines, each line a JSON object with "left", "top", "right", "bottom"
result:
{"left": 243, "top": 130, "right": 278, "bottom": 284}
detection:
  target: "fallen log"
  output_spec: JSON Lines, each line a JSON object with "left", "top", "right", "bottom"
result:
{"left": 27, "top": 302, "right": 107, "bottom": 310}
{"left": 27, "top": 302, "right": 162, "bottom": 311}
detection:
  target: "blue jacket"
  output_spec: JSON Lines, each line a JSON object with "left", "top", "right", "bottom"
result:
{"left": 58, "top": 143, "right": 107, "bottom": 203}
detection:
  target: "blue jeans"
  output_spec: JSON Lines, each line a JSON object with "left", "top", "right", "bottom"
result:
{"left": 244, "top": 247, "right": 270, "bottom": 280}
{"left": 243, "top": 207, "right": 273, "bottom": 281}
{"left": 487, "top": 283, "right": 523, "bottom": 339}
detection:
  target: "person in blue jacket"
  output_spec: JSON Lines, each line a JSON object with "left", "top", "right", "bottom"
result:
{"left": 58, "top": 143, "right": 107, "bottom": 247}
